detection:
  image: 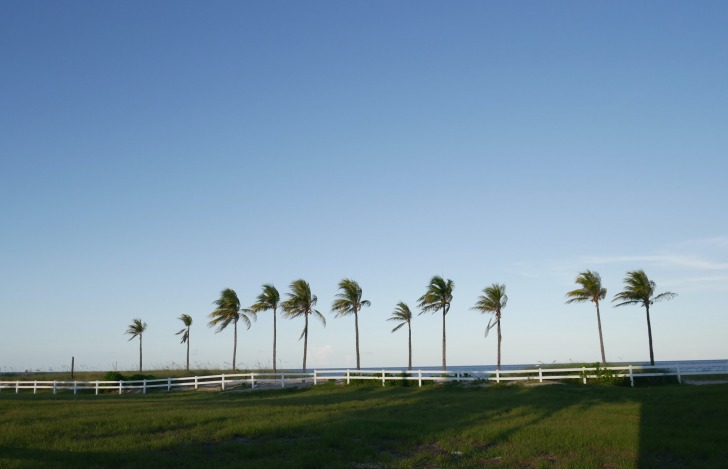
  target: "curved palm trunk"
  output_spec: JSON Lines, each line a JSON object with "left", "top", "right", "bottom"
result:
{"left": 442, "top": 307, "right": 447, "bottom": 371}
{"left": 273, "top": 308, "right": 277, "bottom": 374}
{"left": 645, "top": 304, "right": 655, "bottom": 366}
{"left": 407, "top": 323, "right": 412, "bottom": 371}
{"left": 595, "top": 302, "right": 606, "bottom": 365}
{"left": 139, "top": 335, "right": 143, "bottom": 372}
{"left": 186, "top": 328, "right": 190, "bottom": 371}
{"left": 232, "top": 320, "right": 238, "bottom": 371}
{"left": 355, "top": 309, "right": 361, "bottom": 370}
{"left": 302, "top": 313, "right": 309, "bottom": 372}
{"left": 496, "top": 312, "right": 502, "bottom": 371}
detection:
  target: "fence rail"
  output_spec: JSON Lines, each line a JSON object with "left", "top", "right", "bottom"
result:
{"left": 1, "top": 364, "right": 725, "bottom": 395}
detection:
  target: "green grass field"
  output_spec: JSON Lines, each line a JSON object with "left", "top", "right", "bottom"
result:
{"left": 1, "top": 382, "right": 727, "bottom": 468}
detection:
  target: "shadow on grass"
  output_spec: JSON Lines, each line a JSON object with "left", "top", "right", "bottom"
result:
{"left": 2, "top": 382, "right": 728, "bottom": 468}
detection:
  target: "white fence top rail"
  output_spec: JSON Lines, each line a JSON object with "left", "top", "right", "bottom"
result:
{"left": 1, "top": 363, "right": 725, "bottom": 395}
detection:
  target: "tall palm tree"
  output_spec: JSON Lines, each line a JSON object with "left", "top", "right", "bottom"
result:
{"left": 249, "top": 284, "right": 281, "bottom": 373}
{"left": 388, "top": 302, "right": 413, "bottom": 370}
{"left": 125, "top": 318, "right": 147, "bottom": 372}
{"left": 612, "top": 270, "right": 677, "bottom": 366}
{"left": 208, "top": 288, "right": 254, "bottom": 371}
{"left": 471, "top": 283, "right": 508, "bottom": 370}
{"left": 331, "top": 279, "right": 370, "bottom": 370}
{"left": 281, "top": 279, "right": 326, "bottom": 372}
{"left": 175, "top": 314, "right": 193, "bottom": 371}
{"left": 566, "top": 271, "right": 608, "bottom": 365}
{"left": 418, "top": 276, "right": 454, "bottom": 371}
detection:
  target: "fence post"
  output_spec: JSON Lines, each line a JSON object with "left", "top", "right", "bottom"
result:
{"left": 221, "top": 374, "right": 226, "bottom": 391}
{"left": 629, "top": 365, "right": 634, "bottom": 388}
{"left": 251, "top": 373, "right": 255, "bottom": 389}
{"left": 33, "top": 381, "right": 37, "bottom": 394}
{"left": 167, "top": 377, "right": 171, "bottom": 392}
{"left": 119, "top": 380, "right": 123, "bottom": 395}
{"left": 313, "top": 370, "right": 317, "bottom": 385}
{"left": 676, "top": 365, "right": 682, "bottom": 384}
{"left": 582, "top": 367, "right": 587, "bottom": 384}
{"left": 382, "top": 369, "right": 386, "bottom": 387}
{"left": 16, "top": 381, "right": 19, "bottom": 394}
{"left": 195, "top": 376, "right": 198, "bottom": 390}
{"left": 456, "top": 372, "right": 460, "bottom": 382}
{"left": 53, "top": 381, "right": 57, "bottom": 395}
{"left": 347, "top": 369, "right": 350, "bottom": 385}
{"left": 496, "top": 370, "right": 500, "bottom": 384}
{"left": 281, "top": 373, "right": 285, "bottom": 388}
{"left": 418, "top": 370, "right": 422, "bottom": 387}
{"left": 143, "top": 380, "right": 147, "bottom": 394}
{"left": 96, "top": 381, "right": 99, "bottom": 395}
{"left": 74, "top": 381, "right": 78, "bottom": 395}
{"left": 538, "top": 367, "right": 543, "bottom": 383}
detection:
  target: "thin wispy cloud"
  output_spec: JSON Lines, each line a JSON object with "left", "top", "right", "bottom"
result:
{"left": 665, "top": 236, "right": 728, "bottom": 250}
{"left": 581, "top": 255, "right": 728, "bottom": 272}
{"left": 665, "top": 275, "right": 728, "bottom": 292}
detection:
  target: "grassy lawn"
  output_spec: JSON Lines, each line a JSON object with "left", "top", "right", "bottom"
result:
{"left": 1, "top": 382, "right": 727, "bottom": 468}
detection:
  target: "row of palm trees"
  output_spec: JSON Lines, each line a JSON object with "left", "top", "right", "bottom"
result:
{"left": 566, "top": 270, "right": 677, "bottom": 366}
{"left": 124, "top": 269, "right": 676, "bottom": 373}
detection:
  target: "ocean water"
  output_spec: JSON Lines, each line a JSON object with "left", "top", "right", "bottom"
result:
{"left": 341, "top": 359, "right": 728, "bottom": 375}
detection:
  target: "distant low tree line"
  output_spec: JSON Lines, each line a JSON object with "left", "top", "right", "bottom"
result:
{"left": 125, "top": 269, "right": 676, "bottom": 373}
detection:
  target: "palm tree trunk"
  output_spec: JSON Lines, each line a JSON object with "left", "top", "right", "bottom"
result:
{"left": 273, "top": 308, "right": 277, "bottom": 374}
{"left": 355, "top": 309, "right": 361, "bottom": 370}
{"left": 186, "top": 328, "right": 190, "bottom": 371}
{"left": 645, "top": 304, "right": 655, "bottom": 366}
{"left": 496, "top": 313, "right": 502, "bottom": 371}
{"left": 442, "top": 307, "right": 447, "bottom": 371}
{"left": 303, "top": 314, "right": 309, "bottom": 372}
{"left": 595, "top": 302, "right": 606, "bottom": 365}
{"left": 408, "top": 323, "right": 412, "bottom": 371}
{"left": 139, "top": 335, "right": 143, "bottom": 372}
{"left": 232, "top": 320, "right": 238, "bottom": 371}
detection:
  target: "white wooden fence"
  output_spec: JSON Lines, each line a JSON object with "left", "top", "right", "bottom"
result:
{"left": 0, "top": 364, "right": 725, "bottom": 395}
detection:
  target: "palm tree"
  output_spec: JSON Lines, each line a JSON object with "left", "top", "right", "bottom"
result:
{"left": 208, "top": 288, "right": 254, "bottom": 371}
{"left": 566, "top": 271, "right": 608, "bottom": 365}
{"left": 331, "top": 279, "right": 370, "bottom": 370}
{"left": 417, "top": 276, "right": 454, "bottom": 371}
{"left": 125, "top": 318, "right": 147, "bottom": 372}
{"left": 471, "top": 283, "right": 508, "bottom": 370}
{"left": 175, "top": 314, "right": 193, "bottom": 371}
{"left": 249, "top": 284, "right": 281, "bottom": 373}
{"left": 281, "top": 279, "right": 326, "bottom": 372}
{"left": 388, "top": 302, "right": 413, "bottom": 370}
{"left": 612, "top": 270, "right": 677, "bottom": 366}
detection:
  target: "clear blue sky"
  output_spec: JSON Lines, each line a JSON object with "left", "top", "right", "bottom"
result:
{"left": 2, "top": 1, "right": 726, "bottom": 372}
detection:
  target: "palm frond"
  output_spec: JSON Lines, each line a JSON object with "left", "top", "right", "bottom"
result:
{"left": 313, "top": 309, "right": 327, "bottom": 326}
{"left": 654, "top": 291, "right": 678, "bottom": 302}
{"left": 417, "top": 276, "right": 454, "bottom": 315}
{"left": 178, "top": 314, "right": 193, "bottom": 327}
{"left": 566, "top": 270, "right": 606, "bottom": 305}
{"left": 484, "top": 317, "right": 497, "bottom": 339}
{"left": 125, "top": 318, "right": 147, "bottom": 341}
{"left": 208, "top": 288, "right": 241, "bottom": 333}
{"left": 239, "top": 311, "right": 253, "bottom": 330}
{"left": 282, "top": 279, "right": 318, "bottom": 319}
{"left": 612, "top": 270, "right": 677, "bottom": 308}
{"left": 175, "top": 328, "right": 189, "bottom": 344}
{"left": 387, "top": 302, "right": 412, "bottom": 332}
{"left": 250, "top": 284, "right": 280, "bottom": 313}
{"left": 331, "top": 278, "right": 370, "bottom": 317}
{"left": 472, "top": 283, "right": 507, "bottom": 316}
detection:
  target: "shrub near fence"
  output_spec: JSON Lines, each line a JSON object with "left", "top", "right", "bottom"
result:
{"left": 1, "top": 364, "right": 724, "bottom": 395}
